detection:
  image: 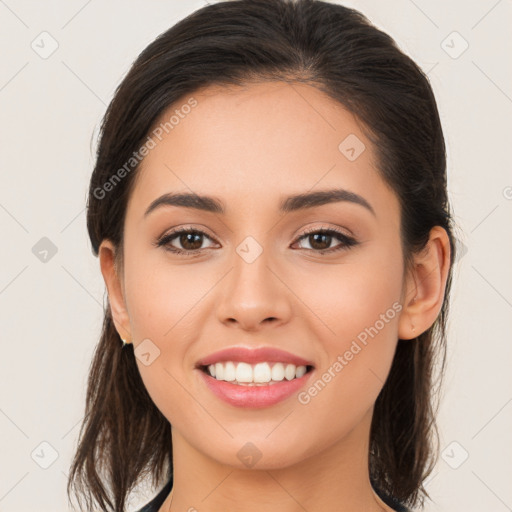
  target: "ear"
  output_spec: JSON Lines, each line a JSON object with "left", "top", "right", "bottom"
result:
{"left": 398, "top": 226, "right": 451, "bottom": 340}
{"left": 98, "top": 239, "right": 132, "bottom": 342}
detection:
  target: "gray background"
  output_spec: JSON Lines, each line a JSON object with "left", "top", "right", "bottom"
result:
{"left": 0, "top": 0, "right": 511, "bottom": 510}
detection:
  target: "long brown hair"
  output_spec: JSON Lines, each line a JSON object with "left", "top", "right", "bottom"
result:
{"left": 68, "top": 0, "right": 457, "bottom": 510}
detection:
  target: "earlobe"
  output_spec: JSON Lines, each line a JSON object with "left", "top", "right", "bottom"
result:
{"left": 98, "top": 240, "right": 132, "bottom": 342}
{"left": 398, "top": 226, "right": 451, "bottom": 340}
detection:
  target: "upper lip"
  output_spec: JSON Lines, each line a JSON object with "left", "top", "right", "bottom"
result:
{"left": 195, "top": 346, "right": 315, "bottom": 368}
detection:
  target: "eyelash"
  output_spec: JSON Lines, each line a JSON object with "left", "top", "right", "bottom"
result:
{"left": 154, "top": 225, "right": 358, "bottom": 257}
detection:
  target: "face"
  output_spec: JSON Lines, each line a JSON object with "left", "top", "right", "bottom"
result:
{"left": 106, "top": 81, "right": 413, "bottom": 470}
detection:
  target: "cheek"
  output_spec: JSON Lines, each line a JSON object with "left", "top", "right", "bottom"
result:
{"left": 123, "top": 245, "right": 210, "bottom": 341}
{"left": 294, "top": 243, "right": 404, "bottom": 344}
{"left": 292, "top": 248, "right": 404, "bottom": 430}
{"left": 121, "top": 249, "right": 211, "bottom": 417}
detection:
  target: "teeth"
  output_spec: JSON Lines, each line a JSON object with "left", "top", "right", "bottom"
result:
{"left": 271, "top": 363, "right": 285, "bottom": 381}
{"left": 284, "top": 363, "right": 296, "bottom": 380}
{"left": 205, "top": 361, "right": 309, "bottom": 384}
{"left": 253, "top": 362, "right": 271, "bottom": 383}
{"left": 224, "top": 361, "right": 236, "bottom": 381}
{"left": 296, "top": 365, "right": 307, "bottom": 378}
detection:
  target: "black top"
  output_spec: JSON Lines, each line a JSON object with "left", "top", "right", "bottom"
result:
{"left": 135, "top": 476, "right": 412, "bottom": 512}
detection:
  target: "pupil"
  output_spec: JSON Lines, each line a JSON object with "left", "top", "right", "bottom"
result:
{"left": 181, "top": 233, "right": 202, "bottom": 250}
{"left": 311, "top": 233, "right": 331, "bottom": 250}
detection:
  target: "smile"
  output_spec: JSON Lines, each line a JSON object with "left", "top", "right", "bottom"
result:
{"left": 201, "top": 361, "right": 312, "bottom": 385}
{"left": 194, "top": 346, "right": 316, "bottom": 407}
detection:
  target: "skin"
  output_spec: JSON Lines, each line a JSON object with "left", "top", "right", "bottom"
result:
{"left": 99, "top": 81, "right": 451, "bottom": 512}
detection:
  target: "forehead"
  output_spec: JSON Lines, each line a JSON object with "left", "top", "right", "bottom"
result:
{"left": 126, "top": 80, "right": 397, "bottom": 222}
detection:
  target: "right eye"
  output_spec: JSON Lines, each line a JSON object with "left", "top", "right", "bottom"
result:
{"left": 155, "top": 228, "right": 218, "bottom": 256}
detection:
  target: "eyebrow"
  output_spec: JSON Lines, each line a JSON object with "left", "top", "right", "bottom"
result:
{"left": 144, "top": 188, "right": 376, "bottom": 218}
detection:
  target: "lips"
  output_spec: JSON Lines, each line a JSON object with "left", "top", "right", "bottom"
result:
{"left": 194, "top": 346, "right": 316, "bottom": 408}
{"left": 198, "top": 369, "right": 314, "bottom": 408}
{"left": 195, "top": 346, "right": 315, "bottom": 368}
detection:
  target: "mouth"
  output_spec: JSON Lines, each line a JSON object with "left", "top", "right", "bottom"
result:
{"left": 198, "top": 361, "right": 315, "bottom": 386}
{"left": 194, "top": 346, "right": 316, "bottom": 407}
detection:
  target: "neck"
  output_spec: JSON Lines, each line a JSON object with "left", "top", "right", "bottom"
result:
{"left": 160, "top": 408, "right": 395, "bottom": 512}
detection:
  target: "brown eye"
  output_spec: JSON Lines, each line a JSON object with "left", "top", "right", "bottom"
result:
{"left": 155, "top": 226, "right": 358, "bottom": 257}
{"left": 156, "top": 228, "right": 216, "bottom": 255}
{"left": 176, "top": 231, "right": 204, "bottom": 251}
{"left": 294, "top": 228, "right": 358, "bottom": 254}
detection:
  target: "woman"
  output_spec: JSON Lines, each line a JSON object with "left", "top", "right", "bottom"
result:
{"left": 67, "top": 0, "right": 456, "bottom": 511}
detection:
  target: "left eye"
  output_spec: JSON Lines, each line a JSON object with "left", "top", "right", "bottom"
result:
{"left": 293, "top": 228, "right": 357, "bottom": 252}
{"left": 156, "top": 227, "right": 358, "bottom": 256}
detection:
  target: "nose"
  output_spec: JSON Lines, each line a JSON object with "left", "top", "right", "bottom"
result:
{"left": 215, "top": 246, "right": 293, "bottom": 332}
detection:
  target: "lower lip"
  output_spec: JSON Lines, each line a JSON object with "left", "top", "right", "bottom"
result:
{"left": 197, "top": 368, "right": 314, "bottom": 408}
